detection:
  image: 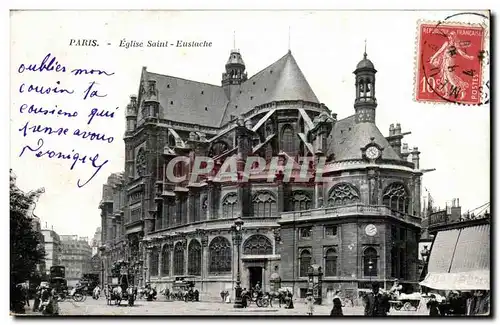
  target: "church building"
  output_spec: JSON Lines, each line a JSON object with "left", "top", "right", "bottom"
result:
{"left": 99, "top": 46, "right": 424, "bottom": 300}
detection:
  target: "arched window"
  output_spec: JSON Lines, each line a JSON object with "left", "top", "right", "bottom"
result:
{"left": 291, "top": 191, "right": 312, "bottom": 211}
{"left": 173, "top": 242, "right": 185, "bottom": 275}
{"left": 382, "top": 183, "right": 409, "bottom": 213}
{"left": 324, "top": 248, "right": 338, "bottom": 276}
{"left": 281, "top": 125, "right": 296, "bottom": 156}
{"left": 222, "top": 193, "right": 238, "bottom": 219}
{"left": 327, "top": 183, "right": 360, "bottom": 206}
{"left": 252, "top": 191, "right": 277, "bottom": 218}
{"left": 299, "top": 249, "right": 312, "bottom": 277}
{"left": 149, "top": 247, "right": 159, "bottom": 276}
{"left": 188, "top": 240, "right": 202, "bottom": 276}
{"left": 363, "top": 247, "right": 378, "bottom": 277}
{"left": 243, "top": 235, "right": 273, "bottom": 255}
{"left": 209, "top": 237, "right": 232, "bottom": 274}
{"left": 161, "top": 245, "right": 170, "bottom": 276}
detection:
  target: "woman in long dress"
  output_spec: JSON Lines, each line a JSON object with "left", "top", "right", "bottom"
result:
{"left": 429, "top": 31, "right": 475, "bottom": 99}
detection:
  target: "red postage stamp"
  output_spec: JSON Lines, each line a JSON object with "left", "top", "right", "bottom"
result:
{"left": 415, "top": 22, "right": 486, "bottom": 105}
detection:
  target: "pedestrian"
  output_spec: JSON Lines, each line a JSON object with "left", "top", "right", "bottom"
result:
{"left": 330, "top": 295, "right": 343, "bottom": 316}
{"left": 33, "top": 285, "right": 41, "bottom": 312}
{"left": 426, "top": 294, "right": 441, "bottom": 316}
{"left": 305, "top": 290, "right": 314, "bottom": 316}
{"left": 364, "top": 282, "right": 390, "bottom": 317}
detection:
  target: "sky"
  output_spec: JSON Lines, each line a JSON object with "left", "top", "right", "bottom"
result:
{"left": 9, "top": 10, "right": 490, "bottom": 239}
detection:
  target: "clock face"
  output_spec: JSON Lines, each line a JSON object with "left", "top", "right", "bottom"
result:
{"left": 366, "top": 146, "right": 381, "bottom": 160}
{"left": 365, "top": 224, "right": 377, "bottom": 236}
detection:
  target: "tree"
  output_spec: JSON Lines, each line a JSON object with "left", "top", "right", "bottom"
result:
{"left": 10, "top": 169, "right": 46, "bottom": 311}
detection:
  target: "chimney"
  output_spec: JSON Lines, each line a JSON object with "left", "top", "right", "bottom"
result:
{"left": 395, "top": 123, "right": 402, "bottom": 135}
{"left": 411, "top": 147, "right": 420, "bottom": 169}
{"left": 450, "top": 198, "right": 462, "bottom": 222}
{"left": 401, "top": 143, "right": 410, "bottom": 161}
{"left": 389, "top": 124, "right": 395, "bottom": 136}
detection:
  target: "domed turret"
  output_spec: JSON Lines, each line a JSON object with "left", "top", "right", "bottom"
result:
{"left": 356, "top": 52, "right": 375, "bottom": 70}
{"left": 353, "top": 46, "right": 377, "bottom": 124}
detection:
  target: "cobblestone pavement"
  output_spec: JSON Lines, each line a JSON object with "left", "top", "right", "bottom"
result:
{"left": 21, "top": 298, "right": 426, "bottom": 316}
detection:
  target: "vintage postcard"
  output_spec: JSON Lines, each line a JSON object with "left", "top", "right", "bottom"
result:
{"left": 9, "top": 10, "right": 490, "bottom": 317}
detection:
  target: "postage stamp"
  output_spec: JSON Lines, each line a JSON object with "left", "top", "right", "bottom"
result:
{"left": 415, "top": 21, "right": 487, "bottom": 105}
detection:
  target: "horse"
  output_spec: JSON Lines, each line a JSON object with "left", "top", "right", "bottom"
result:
{"left": 267, "top": 291, "right": 286, "bottom": 308}
{"left": 160, "top": 288, "right": 171, "bottom": 300}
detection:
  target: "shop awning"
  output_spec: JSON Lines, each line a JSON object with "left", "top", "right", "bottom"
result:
{"left": 420, "top": 224, "right": 490, "bottom": 290}
{"left": 420, "top": 270, "right": 489, "bottom": 291}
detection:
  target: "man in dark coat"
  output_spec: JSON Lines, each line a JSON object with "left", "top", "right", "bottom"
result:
{"left": 364, "top": 282, "right": 390, "bottom": 316}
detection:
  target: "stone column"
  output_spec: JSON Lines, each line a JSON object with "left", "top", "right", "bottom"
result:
{"left": 145, "top": 245, "right": 152, "bottom": 284}
{"left": 183, "top": 238, "right": 188, "bottom": 276}
{"left": 175, "top": 196, "right": 180, "bottom": 226}
{"left": 158, "top": 244, "right": 163, "bottom": 277}
{"left": 314, "top": 155, "right": 325, "bottom": 208}
{"left": 200, "top": 232, "right": 209, "bottom": 294}
{"left": 187, "top": 192, "right": 194, "bottom": 224}
{"left": 414, "top": 176, "right": 421, "bottom": 217}
{"left": 368, "top": 168, "right": 379, "bottom": 205}
{"left": 206, "top": 180, "right": 214, "bottom": 220}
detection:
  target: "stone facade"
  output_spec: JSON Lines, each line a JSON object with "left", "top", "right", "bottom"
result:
{"left": 99, "top": 47, "right": 423, "bottom": 301}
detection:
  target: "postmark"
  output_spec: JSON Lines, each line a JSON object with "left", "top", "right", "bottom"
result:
{"left": 414, "top": 14, "right": 489, "bottom": 105}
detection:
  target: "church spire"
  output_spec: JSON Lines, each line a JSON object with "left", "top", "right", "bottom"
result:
{"left": 353, "top": 45, "right": 377, "bottom": 124}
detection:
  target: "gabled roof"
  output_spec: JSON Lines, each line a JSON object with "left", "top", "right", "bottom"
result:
{"left": 140, "top": 71, "right": 229, "bottom": 128}
{"left": 221, "top": 51, "right": 319, "bottom": 125}
{"left": 326, "top": 115, "right": 403, "bottom": 161}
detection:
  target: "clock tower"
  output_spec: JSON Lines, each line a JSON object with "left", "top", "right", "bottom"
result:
{"left": 353, "top": 49, "right": 377, "bottom": 124}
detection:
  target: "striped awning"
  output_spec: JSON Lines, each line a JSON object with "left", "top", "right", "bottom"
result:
{"left": 420, "top": 224, "right": 490, "bottom": 290}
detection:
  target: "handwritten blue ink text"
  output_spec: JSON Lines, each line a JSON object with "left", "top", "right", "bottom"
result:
{"left": 19, "top": 137, "right": 109, "bottom": 188}
{"left": 19, "top": 121, "right": 69, "bottom": 137}
{"left": 71, "top": 68, "right": 115, "bottom": 77}
{"left": 83, "top": 81, "right": 107, "bottom": 100}
{"left": 17, "top": 53, "right": 67, "bottom": 74}
{"left": 87, "top": 107, "right": 118, "bottom": 125}
{"left": 19, "top": 103, "right": 78, "bottom": 118}
{"left": 19, "top": 81, "right": 74, "bottom": 95}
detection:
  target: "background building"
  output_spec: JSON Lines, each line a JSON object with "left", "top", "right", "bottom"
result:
{"left": 100, "top": 47, "right": 426, "bottom": 300}
{"left": 60, "top": 235, "right": 93, "bottom": 287}
{"left": 91, "top": 227, "right": 102, "bottom": 256}
{"left": 41, "top": 227, "right": 62, "bottom": 272}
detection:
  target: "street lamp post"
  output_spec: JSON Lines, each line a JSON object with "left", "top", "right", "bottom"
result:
{"left": 232, "top": 217, "right": 244, "bottom": 308}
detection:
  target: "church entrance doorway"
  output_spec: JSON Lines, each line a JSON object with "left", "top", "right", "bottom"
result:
{"left": 248, "top": 267, "right": 263, "bottom": 290}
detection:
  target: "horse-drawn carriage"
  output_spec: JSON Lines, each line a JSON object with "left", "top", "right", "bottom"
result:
{"left": 106, "top": 261, "right": 137, "bottom": 306}
{"left": 169, "top": 278, "right": 199, "bottom": 302}
{"left": 106, "top": 276, "right": 136, "bottom": 306}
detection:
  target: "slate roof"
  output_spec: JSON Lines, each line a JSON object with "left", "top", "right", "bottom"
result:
{"left": 220, "top": 51, "right": 319, "bottom": 124}
{"left": 326, "top": 115, "right": 403, "bottom": 161}
{"left": 140, "top": 71, "right": 229, "bottom": 128}
{"left": 139, "top": 51, "right": 319, "bottom": 128}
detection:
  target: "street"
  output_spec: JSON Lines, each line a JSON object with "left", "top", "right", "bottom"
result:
{"left": 21, "top": 297, "right": 428, "bottom": 316}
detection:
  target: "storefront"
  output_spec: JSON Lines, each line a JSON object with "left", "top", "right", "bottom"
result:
{"left": 420, "top": 224, "right": 490, "bottom": 315}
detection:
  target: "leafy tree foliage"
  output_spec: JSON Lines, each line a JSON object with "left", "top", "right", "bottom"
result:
{"left": 10, "top": 169, "right": 46, "bottom": 288}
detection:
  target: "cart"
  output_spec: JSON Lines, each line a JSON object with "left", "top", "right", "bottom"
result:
{"left": 171, "top": 278, "right": 199, "bottom": 302}
{"left": 107, "top": 261, "right": 136, "bottom": 306}
{"left": 389, "top": 292, "right": 422, "bottom": 311}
